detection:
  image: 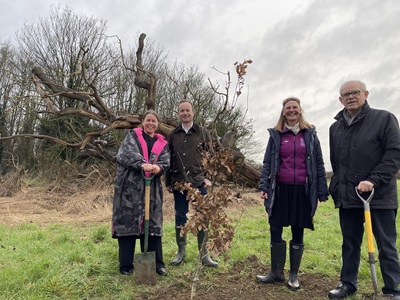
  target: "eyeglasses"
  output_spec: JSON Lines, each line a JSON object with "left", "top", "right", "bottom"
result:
{"left": 340, "top": 90, "right": 364, "bottom": 99}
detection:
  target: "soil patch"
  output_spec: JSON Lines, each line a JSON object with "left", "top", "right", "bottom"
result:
{"left": 150, "top": 255, "right": 340, "bottom": 300}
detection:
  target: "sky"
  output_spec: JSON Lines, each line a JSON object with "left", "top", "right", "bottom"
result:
{"left": 1, "top": 0, "right": 400, "bottom": 170}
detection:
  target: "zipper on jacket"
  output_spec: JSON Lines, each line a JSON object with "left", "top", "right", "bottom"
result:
{"left": 293, "top": 135, "right": 296, "bottom": 184}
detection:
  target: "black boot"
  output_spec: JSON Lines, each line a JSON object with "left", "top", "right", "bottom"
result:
{"left": 256, "top": 241, "right": 286, "bottom": 283}
{"left": 171, "top": 225, "right": 186, "bottom": 266}
{"left": 197, "top": 229, "right": 218, "bottom": 268}
{"left": 287, "top": 241, "right": 304, "bottom": 290}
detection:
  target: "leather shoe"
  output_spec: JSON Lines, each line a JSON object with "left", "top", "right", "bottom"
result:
{"left": 384, "top": 294, "right": 400, "bottom": 300}
{"left": 328, "top": 283, "right": 356, "bottom": 299}
{"left": 156, "top": 267, "right": 168, "bottom": 276}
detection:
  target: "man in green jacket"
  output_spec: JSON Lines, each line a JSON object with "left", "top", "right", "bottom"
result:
{"left": 165, "top": 99, "right": 218, "bottom": 268}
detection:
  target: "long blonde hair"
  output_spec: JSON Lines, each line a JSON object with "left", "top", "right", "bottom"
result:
{"left": 273, "top": 97, "right": 313, "bottom": 132}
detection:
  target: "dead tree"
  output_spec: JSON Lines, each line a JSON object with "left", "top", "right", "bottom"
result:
{"left": 0, "top": 34, "right": 260, "bottom": 188}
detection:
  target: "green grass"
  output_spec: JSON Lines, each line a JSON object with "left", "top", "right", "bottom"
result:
{"left": 1, "top": 188, "right": 400, "bottom": 299}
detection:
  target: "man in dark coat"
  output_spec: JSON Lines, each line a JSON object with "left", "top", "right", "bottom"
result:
{"left": 165, "top": 99, "right": 218, "bottom": 268}
{"left": 328, "top": 80, "right": 400, "bottom": 299}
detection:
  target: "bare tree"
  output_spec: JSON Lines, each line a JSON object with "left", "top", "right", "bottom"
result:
{"left": 0, "top": 42, "right": 39, "bottom": 172}
{"left": 7, "top": 7, "right": 176, "bottom": 165}
{"left": 0, "top": 5, "right": 261, "bottom": 185}
{"left": 0, "top": 43, "right": 14, "bottom": 173}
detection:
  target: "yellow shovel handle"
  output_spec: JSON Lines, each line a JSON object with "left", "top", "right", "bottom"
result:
{"left": 364, "top": 210, "right": 374, "bottom": 253}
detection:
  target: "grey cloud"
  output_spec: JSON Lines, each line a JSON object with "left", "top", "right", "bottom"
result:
{"left": 248, "top": 0, "right": 400, "bottom": 164}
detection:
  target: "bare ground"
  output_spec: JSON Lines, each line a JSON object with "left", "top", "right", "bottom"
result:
{"left": 150, "top": 256, "right": 341, "bottom": 300}
{"left": 0, "top": 176, "right": 379, "bottom": 300}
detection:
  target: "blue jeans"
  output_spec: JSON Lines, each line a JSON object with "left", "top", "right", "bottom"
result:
{"left": 173, "top": 184, "right": 207, "bottom": 226}
{"left": 339, "top": 208, "right": 400, "bottom": 296}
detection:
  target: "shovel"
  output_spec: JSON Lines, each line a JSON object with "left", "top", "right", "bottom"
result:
{"left": 355, "top": 187, "right": 379, "bottom": 296}
{"left": 134, "top": 170, "right": 156, "bottom": 284}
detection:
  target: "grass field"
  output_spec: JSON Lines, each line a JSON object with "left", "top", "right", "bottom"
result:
{"left": 0, "top": 184, "right": 399, "bottom": 299}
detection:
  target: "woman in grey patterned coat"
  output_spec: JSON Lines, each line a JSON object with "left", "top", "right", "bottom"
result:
{"left": 112, "top": 110, "right": 170, "bottom": 276}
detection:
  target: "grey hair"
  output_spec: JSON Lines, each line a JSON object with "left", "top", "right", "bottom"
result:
{"left": 340, "top": 80, "right": 367, "bottom": 93}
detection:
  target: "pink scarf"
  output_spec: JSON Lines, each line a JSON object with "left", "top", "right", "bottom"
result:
{"left": 134, "top": 128, "right": 167, "bottom": 178}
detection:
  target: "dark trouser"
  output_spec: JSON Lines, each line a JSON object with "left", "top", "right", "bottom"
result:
{"left": 118, "top": 235, "right": 165, "bottom": 272}
{"left": 173, "top": 185, "right": 207, "bottom": 226}
{"left": 339, "top": 208, "right": 400, "bottom": 296}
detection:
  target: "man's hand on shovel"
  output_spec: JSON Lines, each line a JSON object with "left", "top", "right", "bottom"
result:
{"left": 357, "top": 180, "right": 374, "bottom": 193}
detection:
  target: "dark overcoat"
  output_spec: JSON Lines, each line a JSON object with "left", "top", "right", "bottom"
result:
{"left": 329, "top": 102, "right": 400, "bottom": 209}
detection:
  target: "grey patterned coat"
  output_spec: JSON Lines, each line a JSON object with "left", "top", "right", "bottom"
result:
{"left": 112, "top": 129, "right": 170, "bottom": 238}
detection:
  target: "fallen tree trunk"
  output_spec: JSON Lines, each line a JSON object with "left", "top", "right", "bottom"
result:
{"left": 230, "top": 160, "right": 260, "bottom": 188}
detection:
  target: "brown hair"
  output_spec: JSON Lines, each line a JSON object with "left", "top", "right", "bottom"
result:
{"left": 143, "top": 110, "right": 160, "bottom": 122}
{"left": 273, "top": 97, "right": 313, "bottom": 132}
{"left": 178, "top": 99, "right": 194, "bottom": 111}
